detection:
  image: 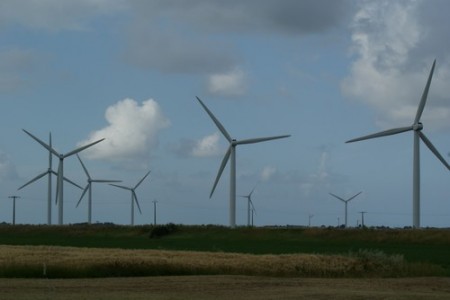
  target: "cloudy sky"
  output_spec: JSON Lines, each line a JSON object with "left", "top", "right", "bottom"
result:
{"left": 0, "top": 0, "right": 449, "bottom": 227}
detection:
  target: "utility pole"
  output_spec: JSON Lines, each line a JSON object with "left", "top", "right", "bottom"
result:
{"left": 8, "top": 196, "right": 20, "bottom": 225}
{"left": 359, "top": 211, "right": 367, "bottom": 227}
{"left": 152, "top": 200, "right": 158, "bottom": 226}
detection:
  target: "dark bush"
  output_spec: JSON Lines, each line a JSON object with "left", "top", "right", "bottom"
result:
{"left": 149, "top": 223, "right": 178, "bottom": 239}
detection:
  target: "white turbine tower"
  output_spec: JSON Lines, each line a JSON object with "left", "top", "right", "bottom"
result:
{"left": 346, "top": 60, "right": 450, "bottom": 228}
{"left": 329, "top": 192, "right": 362, "bottom": 228}
{"left": 19, "top": 133, "right": 81, "bottom": 225}
{"left": 239, "top": 185, "right": 257, "bottom": 227}
{"left": 76, "top": 154, "right": 121, "bottom": 224}
{"left": 196, "top": 96, "right": 290, "bottom": 228}
{"left": 23, "top": 129, "right": 104, "bottom": 225}
{"left": 110, "top": 170, "right": 151, "bottom": 226}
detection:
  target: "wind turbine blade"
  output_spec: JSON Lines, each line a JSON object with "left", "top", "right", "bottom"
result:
{"left": 419, "top": 132, "right": 450, "bottom": 170}
{"left": 414, "top": 59, "right": 436, "bottom": 124}
{"left": 210, "top": 145, "right": 232, "bottom": 198}
{"left": 133, "top": 191, "right": 142, "bottom": 214}
{"left": 109, "top": 184, "right": 132, "bottom": 191}
{"left": 347, "top": 191, "right": 362, "bottom": 202}
{"left": 329, "top": 193, "right": 346, "bottom": 203}
{"left": 50, "top": 170, "right": 82, "bottom": 189}
{"left": 250, "top": 199, "right": 256, "bottom": 215}
{"left": 237, "top": 135, "right": 291, "bottom": 145}
{"left": 18, "top": 171, "right": 48, "bottom": 190}
{"left": 23, "top": 129, "right": 59, "bottom": 157}
{"left": 135, "top": 170, "right": 151, "bottom": 189}
{"left": 49, "top": 132, "right": 52, "bottom": 169}
{"left": 92, "top": 179, "right": 122, "bottom": 183}
{"left": 76, "top": 154, "right": 91, "bottom": 179}
{"left": 76, "top": 185, "right": 89, "bottom": 208}
{"left": 249, "top": 184, "right": 258, "bottom": 197}
{"left": 346, "top": 126, "right": 413, "bottom": 143}
{"left": 196, "top": 96, "right": 232, "bottom": 142}
{"left": 64, "top": 138, "right": 105, "bottom": 158}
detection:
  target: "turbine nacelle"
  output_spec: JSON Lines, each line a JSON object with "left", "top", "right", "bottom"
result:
{"left": 413, "top": 122, "right": 423, "bottom": 131}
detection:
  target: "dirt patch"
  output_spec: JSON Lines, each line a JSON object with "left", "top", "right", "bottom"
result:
{"left": 0, "top": 276, "right": 449, "bottom": 300}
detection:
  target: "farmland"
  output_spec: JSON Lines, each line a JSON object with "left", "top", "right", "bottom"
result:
{"left": 0, "top": 224, "right": 449, "bottom": 278}
{"left": 1, "top": 224, "right": 450, "bottom": 299}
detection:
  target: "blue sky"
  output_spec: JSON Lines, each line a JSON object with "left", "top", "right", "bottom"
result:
{"left": 0, "top": 0, "right": 449, "bottom": 227}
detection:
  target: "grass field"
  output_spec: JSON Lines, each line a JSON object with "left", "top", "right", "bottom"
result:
{"left": 0, "top": 224, "right": 449, "bottom": 278}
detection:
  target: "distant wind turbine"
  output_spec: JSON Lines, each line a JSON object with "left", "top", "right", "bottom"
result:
{"left": 239, "top": 185, "right": 257, "bottom": 227}
{"left": 329, "top": 192, "right": 362, "bottom": 228}
{"left": 76, "top": 154, "right": 121, "bottom": 224}
{"left": 18, "top": 133, "right": 81, "bottom": 225}
{"left": 23, "top": 129, "right": 104, "bottom": 225}
{"left": 196, "top": 96, "right": 290, "bottom": 228}
{"left": 346, "top": 60, "right": 450, "bottom": 228}
{"left": 110, "top": 170, "right": 151, "bottom": 226}
{"left": 8, "top": 195, "right": 20, "bottom": 225}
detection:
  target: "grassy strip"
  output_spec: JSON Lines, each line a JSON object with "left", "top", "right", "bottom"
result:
{"left": 0, "top": 245, "right": 445, "bottom": 278}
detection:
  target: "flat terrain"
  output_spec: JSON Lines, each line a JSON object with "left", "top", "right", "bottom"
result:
{"left": 1, "top": 276, "right": 449, "bottom": 300}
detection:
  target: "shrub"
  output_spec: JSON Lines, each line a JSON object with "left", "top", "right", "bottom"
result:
{"left": 149, "top": 223, "right": 178, "bottom": 239}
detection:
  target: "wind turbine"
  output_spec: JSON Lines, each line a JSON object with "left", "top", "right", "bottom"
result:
{"left": 196, "top": 96, "right": 290, "bottom": 228}
{"left": 239, "top": 185, "right": 257, "bottom": 227}
{"left": 19, "top": 133, "right": 81, "bottom": 225}
{"left": 22, "top": 129, "right": 104, "bottom": 225}
{"left": 110, "top": 170, "right": 151, "bottom": 226}
{"left": 346, "top": 60, "right": 450, "bottom": 228}
{"left": 329, "top": 192, "right": 362, "bottom": 228}
{"left": 76, "top": 154, "right": 121, "bottom": 224}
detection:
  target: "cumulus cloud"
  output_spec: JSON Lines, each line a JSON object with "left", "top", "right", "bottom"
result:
{"left": 342, "top": 0, "right": 450, "bottom": 130}
{"left": 207, "top": 68, "right": 247, "bottom": 96}
{"left": 191, "top": 133, "right": 221, "bottom": 157}
{"left": 260, "top": 166, "right": 277, "bottom": 182}
{"left": 78, "top": 98, "right": 170, "bottom": 164}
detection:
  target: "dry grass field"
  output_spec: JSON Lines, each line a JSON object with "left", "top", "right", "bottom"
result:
{"left": 0, "top": 244, "right": 426, "bottom": 278}
{"left": 0, "top": 276, "right": 449, "bottom": 300}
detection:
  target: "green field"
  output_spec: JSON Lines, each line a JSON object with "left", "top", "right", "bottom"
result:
{"left": 0, "top": 224, "right": 449, "bottom": 277}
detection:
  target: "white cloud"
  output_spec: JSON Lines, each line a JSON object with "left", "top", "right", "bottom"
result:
{"left": 342, "top": 0, "right": 450, "bottom": 130}
{"left": 78, "top": 98, "right": 170, "bottom": 164}
{"left": 208, "top": 68, "right": 247, "bottom": 96}
{"left": 260, "top": 166, "right": 277, "bottom": 182}
{"left": 191, "top": 132, "right": 221, "bottom": 157}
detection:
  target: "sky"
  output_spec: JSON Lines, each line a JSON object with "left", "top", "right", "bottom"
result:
{"left": 0, "top": 0, "right": 449, "bottom": 228}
